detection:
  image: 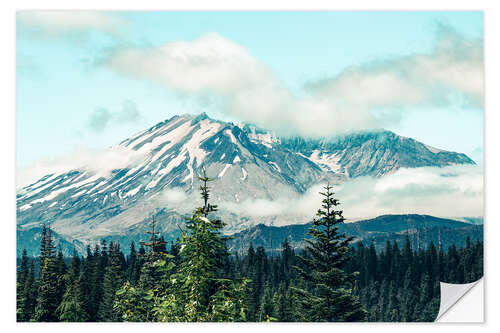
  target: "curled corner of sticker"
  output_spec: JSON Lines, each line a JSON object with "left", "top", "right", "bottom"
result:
{"left": 436, "top": 278, "right": 484, "bottom": 322}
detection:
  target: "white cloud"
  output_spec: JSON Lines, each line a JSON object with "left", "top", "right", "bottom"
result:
{"left": 16, "top": 146, "right": 145, "bottom": 189}
{"left": 106, "top": 33, "right": 270, "bottom": 95}
{"left": 104, "top": 32, "right": 378, "bottom": 137}
{"left": 17, "top": 11, "right": 126, "bottom": 38}
{"left": 223, "top": 165, "right": 483, "bottom": 220}
{"left": 311, "top": 25, "right": 484, "bottom": 110}
{"left": 339, "top": 165, "right": 483, "bottom": 219}
{"left": 103, "top": 27, "right": 483, "bottom": 138}
{"left": 162, "top": 188, "right": 188, "bottom": 205}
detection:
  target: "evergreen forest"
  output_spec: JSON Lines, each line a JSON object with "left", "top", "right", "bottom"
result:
{"left": 16, "top": 172, "right": 483, "bottom": 322}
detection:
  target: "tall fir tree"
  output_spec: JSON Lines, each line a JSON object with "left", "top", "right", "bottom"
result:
{"left": 115, "top": 220, "right": 174, "bottom": 322}
{"left": 293, "top": 184, "right": 366, "bottom": 322}
{"left": 126, "top": 242, "right": 140, "bottom": 285}
{"left": 98, "top": 242, "right": 125, "bottom": 321}
{"left": 17, "top": 250, "right": 36, "bottom": 321}
{"left": 88, "top": 243, "right": 105, "bottom": 321}
{"left": 16, "top": 249, "right": 30, "bottom": 321}
{"left": 34, "top": 226, "right": 60, "bottom": 321}
{"left": 258, "top": 282, "right": 274, "bottom": 321}
{"left": 272, "top": 282, "right": 293, "bottom": 322}
{"left": 57, "top": 249, "right": 88, "bottom": 322}
{"left": 153, "top": 168, "right": 247, "bottom": 321}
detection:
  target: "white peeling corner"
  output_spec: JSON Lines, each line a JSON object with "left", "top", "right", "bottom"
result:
{"left": 436, "top": 278, "right": 484, "bottom": 322}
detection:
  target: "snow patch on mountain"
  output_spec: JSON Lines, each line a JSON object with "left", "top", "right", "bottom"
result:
{"left": 124, "top": 185, "right": 142, "bottom": 198}
{"left": 225, "top": 129, "right": 238, "bottom": 145}
{"left": 16, "top": 113, "right": 476, "bottom": 249}
{"left": 307, "top": 150, "right": 342, "bottom": 173}
{"left": 19, "top": 204, "right": 31, "bottom": 211}
{"left": 32, "top": 174, "right": 101, "bottom": 204}
{"left": 268, "top": 161, "right": 281, "bottom": 172}
{"left": 182, "top": 120, "right": 222, "bottom": 183}
{"left": 218, "top": 164, "right": 232, "bottom": 178}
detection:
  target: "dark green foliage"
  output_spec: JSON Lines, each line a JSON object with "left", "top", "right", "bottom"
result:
{"left": 16, "top": 250, "right": 36, "bottom": 321}
{"left": 150, "top": 168, "right": 248, "bottom": 322}
{"left": 272, "top": 282, "right": 293, "bottom": 322}
{"left": 17, "top": 231, "right": 483, "bottom": 322}
{"left": 87, "top": 243, "right": 105, "bottom": 321}
{"left": 125, "top": 242, "right": 141, "bottom": 286}
{"left": 293, "top": 184, "right": 366, "bottom": 322}
{"left": 33, "top": 226, "right": 61, "bottom": 322}
{"left": 17, "top": 183, "right": 483, "bottom": 322}
{"left": 98, "top": 242, "right": 125, "bottom": 321}
{"left": 57, "top": 250, "right": 88, "bottom": 322}
{"left": 258, "top": 283, "right": 274, "bottom": 321}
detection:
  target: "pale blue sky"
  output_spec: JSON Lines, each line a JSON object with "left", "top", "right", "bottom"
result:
{"left": 16, "top": 11, "right": 484, "bottom": 169}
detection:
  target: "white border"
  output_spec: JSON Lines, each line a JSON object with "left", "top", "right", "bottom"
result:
{"left": 2, "top": 1, "right": 497, "bottom": 332}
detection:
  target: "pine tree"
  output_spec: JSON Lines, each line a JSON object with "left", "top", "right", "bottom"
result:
{"left": 153, "top": 168, "right": 248, "bottom": 321}
{"left": 174, "top": 169, "right": 230, "bottom": 320}
{"left": 17, "top": 250, "right": 36, "bottom": 321}
{"left": 280, "top": 239, "right": 294, "bottom": 287}
{"left": 78, "top": 246, "right": 93, "bottom": 320}
{"left": 16, "top": 249, "right": 30, "bottom": 321}
{"left": 416, "top": 273, "right": 437, "bottom": 321}
{"left": 126, "top": 242, "right": 141, "bottom": 286}
{"left": 57, "top": 249, "right": 88, "bottom": 322}
{"left": 55, "top": 247, "right": 67, "bottom": 306}
{"left": 34, "top": 226, "right": 60, "bottom": 321}
{"left": 391, "top": 241, "right": 402, "bottom": 286}
{"left": 17, "top": 249, "right": 29, "bottom": 287}
{"left": 293, "top": 184, "right": 366, "bottom": 322}
{"left": 386, "top": 281, "right": 399, "bottom": 322}
{"left": 137, "top": 215, "right": 168, "bottom": 290}
{"left": 377, "top": 279, "right": 389, "bottom": 321}
{"left": 244, "top": 243, "right": 258, "bottom": 321}
{"left": 400, "top": 269, "right": 416, "bottom": 321}
{"left": 88, "top": 243, "right": 105, "bottom": 321}
{"left": 273, "top": 282, "right": 293, "bottom": 322}
{"left": 98, "top": 242, "right": 125, "bottom": 321}
{"left": 23, "top": 261, "right": 37, "bottom": 321}
{"left": 258, "top": 283, "right": 274, "bottom": 321}
{"left": 115, "top": 222, "right": 173, "bottom": 323}
{"left": 381, "top": 240, "right": 393, "bottom": 279}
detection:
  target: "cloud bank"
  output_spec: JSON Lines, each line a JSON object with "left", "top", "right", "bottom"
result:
{"left": 161, "top": 188, "right": 189, "bottom": 205}
{"left": 223, "top": 165, "right": 483, "bottom": 220}
{"left": 104, "top": 33, "right": 376, "bottom": 137}
{"left": 16, "top": 146, "right": 145, "bottom": 189}
{"left": 309, "top": 25, "right": 484, "bottom": 110}
{"left": 103, "top": 26, "right": 483, "bottom": 138}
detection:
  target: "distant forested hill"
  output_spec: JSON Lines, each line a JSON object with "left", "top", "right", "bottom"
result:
{"left": 227, "top": 214, "right": 483, "bottom": 254}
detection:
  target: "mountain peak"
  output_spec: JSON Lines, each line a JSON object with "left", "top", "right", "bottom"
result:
{"left": 17, "top": 112, "right": 476, "bottom": 250}
{"left": 176, "top": 112, "right": 214, "bottom": 123}
{"left": 193, "top": 111, "right": 209, "bottom": 121}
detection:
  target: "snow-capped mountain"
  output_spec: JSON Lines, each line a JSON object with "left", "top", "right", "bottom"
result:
{"left": 16, "top": 113, "right": 475, "bottom": 255}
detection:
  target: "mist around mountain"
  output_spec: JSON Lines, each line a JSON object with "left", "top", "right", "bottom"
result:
{"left": 16, "top": 113, "right": 478, "bottom": 254}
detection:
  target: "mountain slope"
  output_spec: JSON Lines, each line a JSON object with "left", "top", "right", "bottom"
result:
{"left": 16, "top": 113, "right": 475, "bottom": 248}
{"left": 227, "top": 214, "right": 483, "bottom": 254}
{"left": 17, "top": 214, "right": 483, "bottom": 256}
